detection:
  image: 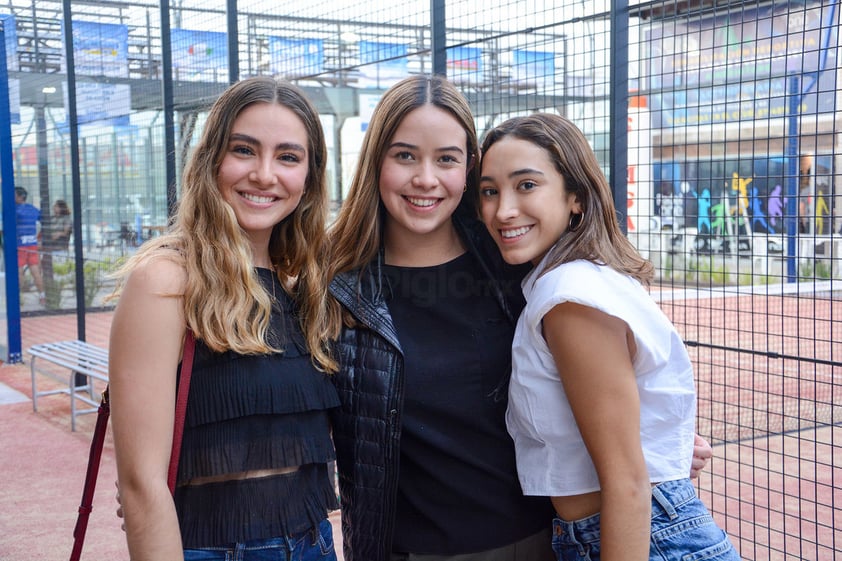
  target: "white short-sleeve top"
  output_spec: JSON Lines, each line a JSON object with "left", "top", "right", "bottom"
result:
{"left": 507, "top": 258, "right": 696, "bottom": 496}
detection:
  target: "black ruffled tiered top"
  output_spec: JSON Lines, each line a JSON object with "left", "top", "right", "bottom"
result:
{"left": 173, "top": 268, "right": 339, "bottom": 548}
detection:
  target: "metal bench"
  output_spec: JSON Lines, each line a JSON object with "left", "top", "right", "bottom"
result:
{"left": 28, "top": 340, "right": 109, "bottom": 431}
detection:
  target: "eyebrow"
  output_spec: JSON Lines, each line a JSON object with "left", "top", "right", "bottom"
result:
{"left": 480, "top": 168, "right": 545, "bottom": 182}
{"left": 388, "top": 141, "right": 464, "bottom": 154}
{"left": 229, "top": 133, "right": 306, "bottom": 153}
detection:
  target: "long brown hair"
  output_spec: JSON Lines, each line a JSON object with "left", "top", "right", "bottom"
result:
{"left": 480, "top": 113, "right": 654, "bottom": 285}
{"left": 53, "top": 199, "right": 71, "bottom": 216}
{"left": 326, "top": 74, "right": 479, "bottom": 333}
{"left": 114, "top": 77, "right": 337, "bottom": 372}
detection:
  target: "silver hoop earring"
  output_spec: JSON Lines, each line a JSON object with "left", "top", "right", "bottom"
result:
{"left": 568, "top": 211, "right": 584, "bottom": 232}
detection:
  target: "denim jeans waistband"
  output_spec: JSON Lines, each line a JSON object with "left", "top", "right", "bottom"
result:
{"left": 650, "top": 478, "right": 698, "bottom": 519}
{"left": 552, "top": 478, "right": 698, "bottom": 546}
{"left": 184, "top": 521, "right": 325, "bottom": 553}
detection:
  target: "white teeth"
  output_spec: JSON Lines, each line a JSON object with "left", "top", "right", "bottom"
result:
{"left": 406, "top": 197, "right": 437, "bottom": 207}
{"left": 242, "top": 192, "right": 275, "bottom": 204}
{"left": 501, "top": 226, "right": 531, "bottom": 239}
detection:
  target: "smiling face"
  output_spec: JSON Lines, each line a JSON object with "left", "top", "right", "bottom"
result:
{"left": 217, "top": 102, "right": 309, "bottom": 249}
{"left": 479, "top": 136, "right": 580, "bottom": 266}
{"left": 378, "top": 104, "right": 469, "bottom": 249}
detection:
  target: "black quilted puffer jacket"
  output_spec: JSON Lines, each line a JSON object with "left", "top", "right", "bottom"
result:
{"left": 328, "top": 215, "right": 527, "bottom": 561}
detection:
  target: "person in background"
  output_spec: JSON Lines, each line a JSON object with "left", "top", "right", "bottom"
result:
{"left": 478, "top": 113, "right": 739, "bottom": 561}
{"left": 798, "top": 153, "right": 812, "bottom": 234}
{"left": 325, "top": 75, "right": 714, "bottom": 561}
{"left": 43, "top": 199, "right": 72, "bottom": 258}
{"left": 109, "top": 76, "right": 340, "bottom": 561}
{"left": 14, "top": 187, "right": 45, "bottom": 305}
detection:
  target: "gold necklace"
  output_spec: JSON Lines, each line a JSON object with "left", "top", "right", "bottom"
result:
{"left": 269, "top": 264, "right": 277, "bottom": 302}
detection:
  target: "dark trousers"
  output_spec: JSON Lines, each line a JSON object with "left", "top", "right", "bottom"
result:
{"left": 390, "top": 527, "right": 554, "bottom": 561}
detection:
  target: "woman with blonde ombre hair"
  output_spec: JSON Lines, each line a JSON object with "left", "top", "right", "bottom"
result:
{"left": 109, "top": 76, "right": 340, "bottom": 560}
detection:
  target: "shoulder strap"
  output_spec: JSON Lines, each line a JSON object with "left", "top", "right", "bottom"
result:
{"left": 69, "top": 385, "right": 110, "bottom": 561}
{"left": 167, "top": 330, "right": 196, "bottom": 493}
{"left": 69, "top": 330, "right": 196, "bottom": 561}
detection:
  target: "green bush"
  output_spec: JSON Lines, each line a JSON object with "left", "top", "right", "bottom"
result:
{"left": 83, "top": 259, "right": 116, "bottom": 306}
{"left": 800, "top": 261, "right": 814, "bottom": 280}
{"left": 42, "top": 256, "right": 123, "bottom": 308}
{"left": 815, "top": 260, "right": 831, "bottom": 279}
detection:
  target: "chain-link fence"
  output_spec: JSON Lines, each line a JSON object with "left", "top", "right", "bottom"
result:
{"left": 1, "top": 0, "right": 839, "bottom": 557}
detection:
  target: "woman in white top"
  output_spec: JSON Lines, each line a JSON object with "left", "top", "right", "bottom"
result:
{"left": 477, "top": 113, "right": 741, "bottom": 561}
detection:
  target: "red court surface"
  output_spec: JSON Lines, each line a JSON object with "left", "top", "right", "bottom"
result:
{"left": 658, "top": 285, "right": 842, "bottom": 560}
{"left": 2, "top": 291, "right": 839, "bottom": 560}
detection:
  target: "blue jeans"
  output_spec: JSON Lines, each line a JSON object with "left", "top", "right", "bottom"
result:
{"left": 551, "top": 479, "right": 741, "bottom": 561}
{"left": 183, "top": 519, "right": 336, "bottom": 561}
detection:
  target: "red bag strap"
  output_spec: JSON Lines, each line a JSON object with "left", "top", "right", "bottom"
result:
{"left": 69, "top": 330, "right": 196, "bottom": 561}
{"left": 168, "top": 330, "right": 196, "bottom": 493}
{"left": 68, "top": 386, "right": 110, "bottom": 561}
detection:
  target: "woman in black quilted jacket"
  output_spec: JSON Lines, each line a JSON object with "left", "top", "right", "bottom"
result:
{"left": 324, "top": 75, "right": 713, "bottom": 561}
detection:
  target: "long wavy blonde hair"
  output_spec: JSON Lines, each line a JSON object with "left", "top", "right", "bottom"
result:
{"left": 113, "top": 77, "right": 337, "bottom": 372}
{"left": 480, "top": 113, "right": 654, "bottom": 285}
{"left": 325, "top": 74, "right": 478, "bottom": 332}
